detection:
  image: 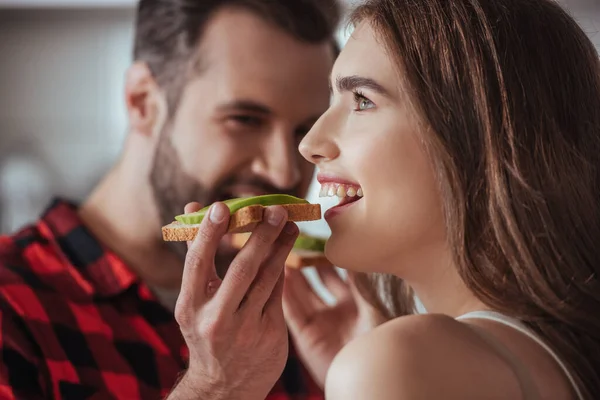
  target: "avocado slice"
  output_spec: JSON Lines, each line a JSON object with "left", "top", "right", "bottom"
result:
{"left": 293, "top": 233, "right": 327, "bottom": 252}
{"left": 175, "top": 194, "right": 309, "bottom": 225}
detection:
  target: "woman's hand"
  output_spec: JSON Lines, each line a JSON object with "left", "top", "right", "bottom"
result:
{"left": 168, "top": 202, "right": 299, "bottom": 400}
{"left": 283, "top": 267, "right": 388, "bottom": 388}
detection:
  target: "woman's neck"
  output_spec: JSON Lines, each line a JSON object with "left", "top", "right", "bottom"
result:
{"left": 411, "top": 274, "right": 490, "bottom": 317}
{"left": 395, "top": 246, "right": 489, "bottom": 317}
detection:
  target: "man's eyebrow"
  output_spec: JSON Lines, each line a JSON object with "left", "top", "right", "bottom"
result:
{"left": 329, "top": 75, "right": 392, "bottom": 98}
{"left": 216, "top": 100, "right": 321, "bottom": 129}
{"left": 216, "top": 100, "right": 272, "bottom": 114}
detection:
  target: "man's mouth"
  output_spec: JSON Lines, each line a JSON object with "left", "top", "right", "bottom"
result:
{"left": 218, "top": 186, "right": 271, "bottom": 202}
{"left": 319, "top": 183, "right": 364, "bottom": 207}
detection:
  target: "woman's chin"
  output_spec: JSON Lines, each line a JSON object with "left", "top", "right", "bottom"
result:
{"left": 324, "top": 236, "right": 370, "bottom": 273}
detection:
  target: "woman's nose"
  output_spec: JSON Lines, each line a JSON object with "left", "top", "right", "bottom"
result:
{"left": 298, "top": 113, "right": 340, "bottom": 165}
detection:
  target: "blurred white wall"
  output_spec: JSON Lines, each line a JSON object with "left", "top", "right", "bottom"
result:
{"left": 0, "top": 8, "right": 135, "bottom": 232}
{"left": 0, "top": 0, "right": 598, "bottom": 234}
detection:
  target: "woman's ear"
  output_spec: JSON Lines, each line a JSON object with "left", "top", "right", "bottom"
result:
{"left": 124, "top": 62, "right": 168, "bottom": 138}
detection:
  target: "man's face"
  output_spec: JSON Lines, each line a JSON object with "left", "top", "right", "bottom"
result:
{"left": 149, "top": 8, "right": 334, "bottom": 260}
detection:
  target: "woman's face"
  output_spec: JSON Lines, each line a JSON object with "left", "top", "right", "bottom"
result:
{"left": 299, "top": 21, "right": 447, "bottom": 275}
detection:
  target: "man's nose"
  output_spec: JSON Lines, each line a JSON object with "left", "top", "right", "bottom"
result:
{"left": 253, "top": 131, "right": 302, "bottom": 190}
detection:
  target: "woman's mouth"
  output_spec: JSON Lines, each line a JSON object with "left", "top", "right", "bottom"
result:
{"left": 319, "top": 183, "right": 364, "bottom": 220}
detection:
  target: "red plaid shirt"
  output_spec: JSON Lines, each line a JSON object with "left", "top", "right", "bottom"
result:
{"left": 0, "top": 199, "right": 322, "bottom": 400}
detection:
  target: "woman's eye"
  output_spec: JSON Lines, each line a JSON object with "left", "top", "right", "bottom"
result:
{"left": 358, "top": 98, "right": 374, "bottom": 110}
{"left": 353, "top": 93, "right": 375, "bottom": 111}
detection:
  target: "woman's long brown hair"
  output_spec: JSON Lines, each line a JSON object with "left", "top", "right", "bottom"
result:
{"left": 349, "top": 0, "right": 600, "bottom": 397}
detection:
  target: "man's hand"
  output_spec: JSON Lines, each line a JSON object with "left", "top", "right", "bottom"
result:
{"left": 283, "top": 268, "right": 388, "bottom": 388}
{"left": 169, "top": 202, "right": 299, "bottom": 400}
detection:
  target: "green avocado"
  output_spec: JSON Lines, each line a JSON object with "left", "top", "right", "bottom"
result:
{"left": 293, "top": 233, "right": 327, "bottom": 252}
{"left": 174, "top": 194, "right": 309, "bottom": 225}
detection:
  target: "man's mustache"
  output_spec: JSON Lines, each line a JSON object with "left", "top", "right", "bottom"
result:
{"left": 217, "top": 177, "right": 300, "bottom": 198}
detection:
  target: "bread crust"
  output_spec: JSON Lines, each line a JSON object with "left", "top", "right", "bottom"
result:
{"left": 162, "top": 203, "right": 321, "bottom": 241}
{"left": 284, "top": 250, "right": 333, "bottom": 269}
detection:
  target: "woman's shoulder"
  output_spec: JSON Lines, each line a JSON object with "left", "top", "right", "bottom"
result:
{"left": 325, "top": 313, "right": 523, "bottom": 400}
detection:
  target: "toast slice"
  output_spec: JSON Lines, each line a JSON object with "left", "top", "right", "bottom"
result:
{"left": 230, "top": 232, "right": 332, "bottom": 269}
{"left": 286, "top": 249, "right": 333, "bottom": 269}
{"left": 162, "top": 203, "right": 321, "bottom": 241}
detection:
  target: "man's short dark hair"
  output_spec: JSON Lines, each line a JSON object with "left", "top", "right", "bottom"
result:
{"left": 133, "top": 0, "right": 342, "bottom": 111}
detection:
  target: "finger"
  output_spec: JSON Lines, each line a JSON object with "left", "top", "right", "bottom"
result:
{"left": 184, "top": 201, "right": 202, "bottom": 213}
{"left": 184, "top": 202, "right": 203, "bottom": 248}
{"left": 282, "top": 273, "right": 307, "bottom": 331}
{"left": 285, "top": 268, "right": 324, "bottom": 310}
{"left": 267, "top": 265, "right": 286, "bottom": 309}
{"left": 179, "top": 202, "right": 229, "bottom": 309}
{"left": 282, "top": 267, "right": 324, "bottom": 329}
{"left": 244, "top": 222, "right": 299, "bottom": 313}
{"left": 316, "top": 266, "right": 350, "bottom": 301}
{"left": 263, "top": 250, "right": 288, "bottom": 322}
{"left": 217, "top": 206, "right": 288, "bottom": 312}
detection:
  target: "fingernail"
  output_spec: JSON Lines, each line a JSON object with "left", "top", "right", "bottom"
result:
{"left": 209, "top": 203, "right": 228, "bottom": 223}
{"left": 267, "top": 207, "right": 285, "bottom": 226}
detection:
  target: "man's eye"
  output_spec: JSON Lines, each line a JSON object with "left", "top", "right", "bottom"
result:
{"left": 229, "top": 115, "right": 263, "bottom": 127}
{"left": 295, "top": 125, "right": 311, "bottom": 139}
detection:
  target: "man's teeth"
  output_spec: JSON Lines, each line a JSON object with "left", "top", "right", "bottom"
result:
{"left": 319, "top": 183, "right": 364, "bottom": 199}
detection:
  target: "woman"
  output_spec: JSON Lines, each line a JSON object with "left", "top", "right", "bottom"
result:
{"left": 292, "top": 0, "right": 600, "bottom": 398}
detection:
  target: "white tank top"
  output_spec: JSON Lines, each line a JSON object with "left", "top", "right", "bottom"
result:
{"left": 456, "top": 310, "right": 583, "bottom": 400}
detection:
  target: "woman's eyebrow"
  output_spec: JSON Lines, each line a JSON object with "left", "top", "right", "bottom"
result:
{"left": 329, "top": 74, "right": 392, "bottom": 98}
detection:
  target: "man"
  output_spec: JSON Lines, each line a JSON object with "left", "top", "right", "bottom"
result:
{"left": 0, "top": 1, "right": 342, "bottom": 398}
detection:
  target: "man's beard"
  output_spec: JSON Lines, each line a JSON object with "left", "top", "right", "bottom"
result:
{"left": 149, "top": 130, "right": 213, "bottom": 262}
{"left": 149, "top": 128, "right": 302, "bottom": 277}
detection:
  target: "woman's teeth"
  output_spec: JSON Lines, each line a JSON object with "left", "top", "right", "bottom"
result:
{"left": 319, "top": 183, "right": 364, "bottom": 199}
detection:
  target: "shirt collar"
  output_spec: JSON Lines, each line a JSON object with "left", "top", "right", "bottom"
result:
{"left": 38, "top": 198, "right": 138, "bottom": 297}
